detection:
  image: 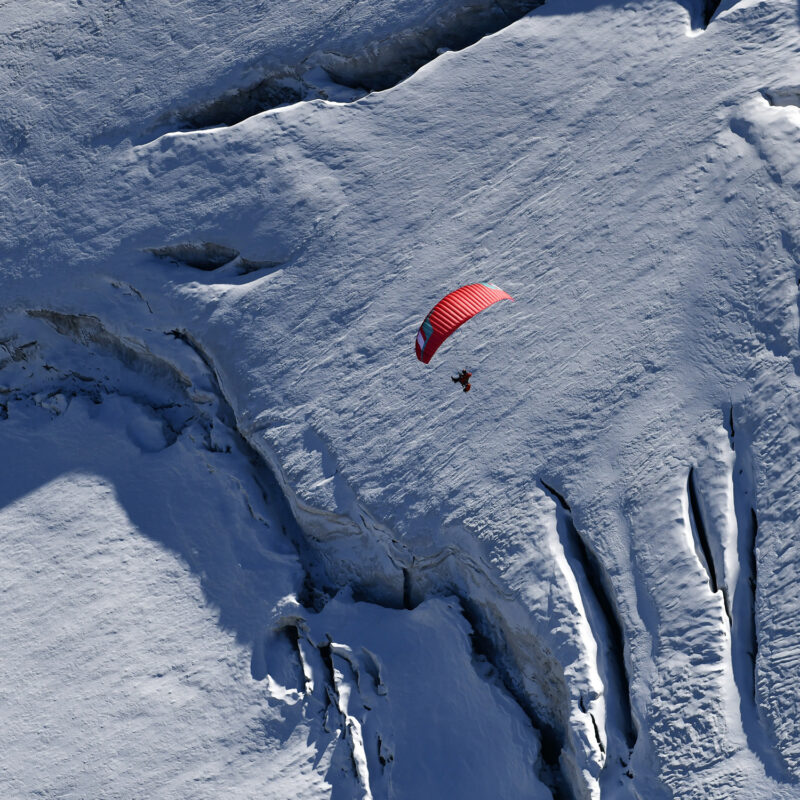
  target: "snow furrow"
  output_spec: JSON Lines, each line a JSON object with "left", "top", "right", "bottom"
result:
{"left": 687, "top": 467, "right": 721, "bottom": 596}
{"left": 761, "top": 87, "right": 800, "bottom": 109}
{"left": 148, "top": 242, "right": 283, "bottom": 275}
{"left": 161, "top": 327, "right": 589, "bottom": 798}
{"left": 145, "top": 0, "right": 545, "bottom": 137}
{"left": 457, "top": 596, "right": 572, "bottom": 800}
{"left": 540, "top": 482, "right": 638, "bottom": 786}
{"left": 726, "top": 409, "right": 792, "bottom": 781}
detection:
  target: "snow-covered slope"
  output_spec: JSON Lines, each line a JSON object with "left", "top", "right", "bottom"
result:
{"left": 3, "top": 0, "right": 800, "bottom": 797}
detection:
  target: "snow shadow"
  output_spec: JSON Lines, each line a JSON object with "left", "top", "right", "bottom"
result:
{"left": 0, "top": 314, "right": 307, "bottom": 661}
{"left": 0, "top": 346, "right": 559, "bottom": 799}
{"left": 526, "top": 0, "right": 723, "bottom": 29}
{"left": 146, "top": 242, "right": 286, "bottom": 283}
{"left": 147, "top": 0, "right": 546, "bottom": 137}
{"left": 136, "top": 0, "right": 732, "bottom": 143}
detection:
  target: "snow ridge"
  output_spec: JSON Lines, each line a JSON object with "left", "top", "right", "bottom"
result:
{"left": 541, "top": 481, "right": 638, "bottom": 794}
{"left": 166, "top": 327, "right": 584, "bottom": 798}
{"left": 724, "top": 409, "right": 792, "bottom": 781}
{"left": 147, "top": 242, "right": 283, "bottom": 275}
{"left": 144, "top": 0, "right": 545, "bottom": 138}
{"left": 687, "top": 467, "right": 721, "bottom": 597}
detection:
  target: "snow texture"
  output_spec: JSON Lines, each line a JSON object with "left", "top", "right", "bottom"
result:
{"left": 3, "top": 0, "right": 800, "bottom": 797}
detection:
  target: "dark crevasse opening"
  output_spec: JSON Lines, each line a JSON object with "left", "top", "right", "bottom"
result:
{"left": 147, "top": 243, "right": 282, "bottom": 275}
{"left": 760, "top": 87, "right": 800, "bottom": 108}
{"left": 322, "top": 0, "right": 546, "bottom": 93}
{"left": 160, "top": 0, "right": 546, "bottom": 135}
{"left": 687, "top": 467, "right": 720, "bottom": 595}
{"left": 678, "top": 0, "right": 721, "bottom": 31}
{"left": 540, "top": 482, "right": 637, "bottom": 755}
{"left": 680, "top": 0, "right": 722, "bottom": 29}
{"left": 702, "top": 0, "right": 723, "bottom": 26}
{"left": 458, "top": 596, "right": 573, "bottom": 800}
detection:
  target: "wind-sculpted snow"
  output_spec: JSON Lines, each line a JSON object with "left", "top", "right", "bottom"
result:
{"left": 0, "top": 302, "right": 620, "bottom": 799}
{"left": 148, "top": 243, "right": 283, "bottom": 276}
{"left": 739, "top": 381, "right": 800, "bottom": 776}
{"left": 762, "top": 87, "right": 800, "bottom": 108}
{"left": 0, "top": 0, "right": 544, "bottom": 151}
{"left": 0, "top": 307, "right": 558, "bottom": 799}
{"left": 720, "top": 91, "right": 800, "bottom": 775}
{"left": 167, "top": 0, "right": 546, "bottom": 135}
{"left": 541, "top": 483, "right": 637, "bottom": 773}
{"left": 5, "top": 0, "right": 800, "bottom": 797}
{"left": 686, "top": 467, "right": 721, "bottom": 595}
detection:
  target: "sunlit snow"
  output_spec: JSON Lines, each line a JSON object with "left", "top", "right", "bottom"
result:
{"left": 3, "top": 0, "right": 800, "bottom": 797}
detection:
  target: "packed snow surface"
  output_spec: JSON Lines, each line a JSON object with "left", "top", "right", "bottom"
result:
{"left": 2, "top": 0, "right": 800, "bottom": 797}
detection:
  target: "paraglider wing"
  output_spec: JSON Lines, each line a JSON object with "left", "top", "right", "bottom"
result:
{"left": 415, "top": 283, "right": 514, "bottom": 364}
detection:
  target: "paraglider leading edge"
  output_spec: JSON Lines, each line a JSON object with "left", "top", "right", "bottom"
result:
{"left": 415, "top": 283, "right": 514, "bottom": 364}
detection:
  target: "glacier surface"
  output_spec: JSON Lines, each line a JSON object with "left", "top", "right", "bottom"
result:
{"left": 2, "top": 0, "right": 800, "bottom": 797}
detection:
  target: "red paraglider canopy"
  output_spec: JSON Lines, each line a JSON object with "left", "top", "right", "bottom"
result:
{"left": 415, "top": 283, "right": 514, "bottom": 364}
